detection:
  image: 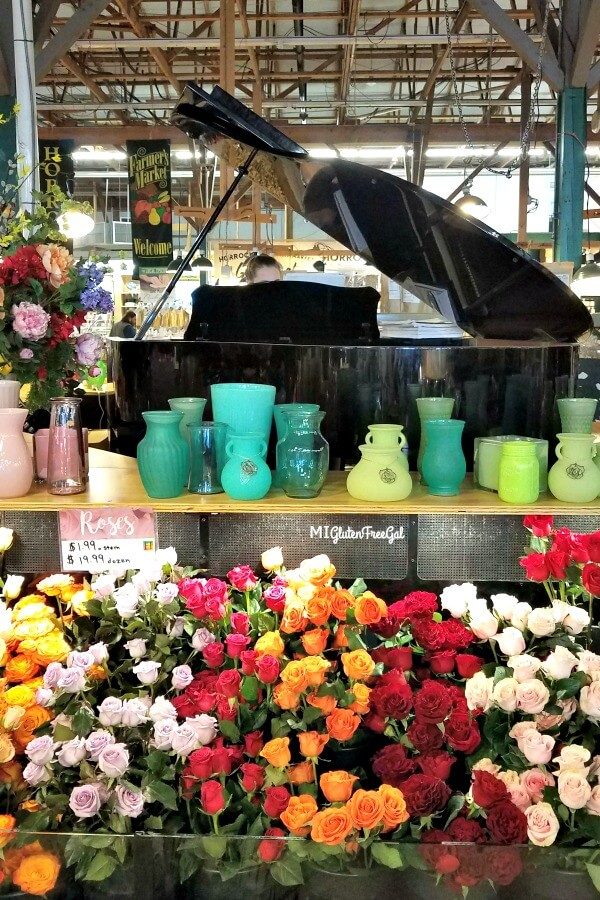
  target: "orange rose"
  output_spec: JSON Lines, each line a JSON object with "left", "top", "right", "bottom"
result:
{"left": 349, "top": 683, "right": 371, "bottom": 715}
{"left": 330, "top": 590, "right": 353, "bottom": 621}
{"left": 19, "top": 800, "right": 41, "bottom": 813}
{"left": 341, "top": 649, "right": 375, "bottom": 681}
{"left": 378, "top": 784, "right": 409, "bottom": 830}
{"left": 354, "top": 592, "right": 388, "bottom": 626}
{"left": 332, "top": 624, "right": 349, "bottom": 648}
{"left": 272, "top": 683, "right": 301, "bottom": 711}
{"left": 298, "top": 730, "right": 329, "bottom": 758}
{"left": 0, "top": 815, "right": 15, "bottom": 849}
{"left": 326, "top": 708, "right": 360, "bottom": 742}
{"left": 301, "top": 629, "right": 329, "bottom": 656}
{"left": 0, "top": 761, "right": 23, "bottom": 788}
{"left": 307, "top": 692, "right": 337, "bottom": 715}
{"left": 287, "top": 761, "right": 314, "bottom": 785}
{"left": 280, "top": 602, "right": 306, "bottom": 634}
{"left": 346, "top": 789, "right": 385, "bottom": 831}
{"left": 303, "top": 656, "right": 330, "bottom": 687}
{"left": 310, "top": 807, "right": 353, "bottom": 845}
{"left": 320, "top": 771, "right": 358, "bottom": 803}
{"left": 260, "top": 737, "right": 291, "bottom": 768}
{"left": 4, "top": 656, "right": 40, "bottom": 684}
{"left": 280, "top": 794, "right": 318, "bottom": 836}
{"left": 305, "top": 592, "right": 332, "bottom": 626}
{"left": 12, "top": 849, "right": 60, "bottom": 896}
{"left": 279, "top": 660, "right": 308, "bottom": 694}
{"left": 37, "top": 243, "right": 73, "bottom": 289}
{"left": 13, "top": 706, "right": 51, "bottom": 752}
{"left": 87, "top": 664, "right": 107, "bottom": 681}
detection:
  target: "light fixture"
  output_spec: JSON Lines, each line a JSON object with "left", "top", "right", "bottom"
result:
{"left": 167, "top": 252, "right": 192, "bottom": 272}
{"left": 454, "top": 189, "right": 489, "bottom": 220}
{"left": 56, "top": 209, "right": 95, "bottom": 239}
{"left": 574, "top": 253, "right": 600, "bottom": 281}
{"left": 192, "top": 253, "right": 213, "bottom": 271}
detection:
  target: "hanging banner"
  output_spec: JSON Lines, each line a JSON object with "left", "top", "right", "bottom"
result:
{"left": 38, "top": 139, "right": 75, "bottom": 208}
{"left": 126, "top": 140, "right": 173, "bottom": 275}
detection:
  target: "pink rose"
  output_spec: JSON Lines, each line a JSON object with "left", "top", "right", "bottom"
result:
{"left": 508, "top": 784, "right": 531, "bottom": 811}
{"left": 115, "top": 785, "right": 144, "bottom": 818}
{"left": 557, "top": 772, "right": 592, "bottom": 810}
{"left": 75, "top": 333, "right": 102, "bottom": 366}
{"left": 69, "top": 783, "right": 102, "bottom": 819}
{"left": 517, "top": 730, "right": 555, "bottom": 765}
{"left": 37, "top": 243, "right": 72, "bottom": 287}
{"left": 19, "top": 348, "right": 33, "bottom": 359}
{"left": 263, "top": 584, "right": 286, "bottom": 614}
{"left": 525, "top": 802, "right": 560, "bottom": 846}
{"left": 586, "top": 785, "right": 600, "bottom": 815}
{"left": 230, "top": 612, "right": 250, "bottom": 635}
{"left": 509, "top": 721, "right": 539, "bottom": 740}
{"left": 171, "top": 665, "right": 193, "bottom": 690}
{"left": 11, "top": 302, "right": 50, "bottom": 340}
{"left": 516, "top": 679, "right": 550, "bottom": 714}
{"left": 227, "top": 565, "right": 258, "bottom": 592}
{"left": 521, "top": 768, "right": 555, "bottom": 802}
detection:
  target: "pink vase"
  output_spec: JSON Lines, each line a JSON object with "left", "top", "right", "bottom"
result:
{"left": 0, "top": 408, "right": 33, "bottom": 498}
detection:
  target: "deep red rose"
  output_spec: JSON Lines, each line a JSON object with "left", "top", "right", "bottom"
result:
{"left": 241, "top": 650, "right": 258, "bottom": 675}
{"left": 187, "top": 747, "right": 213, "bottom": 779}
{"left": 486, "top": 847, "right": 523, "bottom": 886}
{"left": 554, "top": 528, "right": 590, "bottom": 564}
{"left": 256, "top": 654, "right": 280, "bottom": 684}
{"left": 519, "top": 552, "right": 551, "bottom": 582}
{"left": 545, "top": 548, "right": 569, "bottom": 580}
{"left": 444, "top": 712, "right": 481, "bottom": 753}
{"left": 485, "top": 800, "right": 528, "bottom": 845}
{"left": 372, "top": 744, "right": 417, "bottom": 788}
{"left": 374, "top": 613, "right": 403, "bottom": 639}
{"left": 263, "top": 584, "right": 286, "bottom": 614}
{"left": 200, "top": 779, "right": 225, "bottom": 815}
{"left": 258, "top": 827, "right": 286, "bottom": 863}
{"left": 204, "top": 597, "right": 226, "bottom": 621}
{"left": 453, "top": 846, "right": 485, "bottom": 886}
{"left": 413, "top": 681, "right": 452, "bottom": 725}
{"left": 203, "top": 641, "right": 225, "bottom": 668}
{"left": 582, "top": 562, "right": 600, "bottom": 597}
{"left": 230, "top": 611, "right": 250, "bottom": 635}
{"left": 225, "top": 633, "right": 250, "bottom": 658}
{"left": 179, "top": 578, "right": 206, "bottom": 618}
{"left": 263, "top": 786, "right": 290, "bottom": 818}
{"left": 388, "top": 592, "right": 438, "bottom": 623}
{"left": 211, "top": 746, "right": 233, "bottom": 776}
{"left": 411, "top": 620, "right": 445, "bottom": 653}
{"left": 172, "top": 693, "right": 198, "bottom": 719}
{"left": 445, "top": 684, "right": 469, "bottom": 713}
{"left": 244, "top": 731, "right": 264, "bottom": 757}
{"left": 472, "top": 771, "right": 508, "bottom": 809}
{"left": 363, "top": 712, "right": 387, "bottom": 733}
{"left": 188, "top": 686, "right": 216, "bottom": 714}
{"left": 407, "top": 721, "right": 444, "bottom": 752}
{"left": 523, "top": 515, "right": 554, "bottom": 537}
{"left": 446, "top": 816, "right": 485, "bottom": 843}
{"left": 240, "top": 762, "right": 265, "bottom": 793}
{"left": 417, "top": 751, "right": 455, "bottom": 781}
{"left": 0, "top": 244, "right": 49, "bottom": 286}
{"left": 583, "top": 530, "right": 600, "bottom": 563}
{"left": 226, "top": 742, "right": 244, "bottom": 770}
{"left": 372, "top": 646, "right": 413, "bottom": 669}
{"left": 216, "top": 668, "right": 241, "bottom": 699}
{"left": 428, "top": 651, "right": 456, "bottom": 675}
{"left": 455, "top": 653, "right": 484, "bottom": 679}
{"left": 439, "top": 619, "right": 474, "bottom": 651}
{"left": 227, "top": 565, "right": 258, "bottom": 592}
{"left": 216, "top": 696, "right": 238, "bottom": 721}
{"left": 371, "top": 679, "right": 413, "bottom": 720}
{"left": 203, "top": 578, "right": 229, "bottom": 604}
{"left": 401, "top": 774, "right": 452, "bottom": 817}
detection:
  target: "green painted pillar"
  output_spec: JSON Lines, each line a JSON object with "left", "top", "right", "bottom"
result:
{"left": 0, "top": 96, "right": 17, "bottom": 207}
{"left": 553, "top": 86, "right": 587, "bottom": 264}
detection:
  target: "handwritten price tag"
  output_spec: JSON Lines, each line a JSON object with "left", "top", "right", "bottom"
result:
{"left": 59, "top": 508, "right": 157, "bottom": 572}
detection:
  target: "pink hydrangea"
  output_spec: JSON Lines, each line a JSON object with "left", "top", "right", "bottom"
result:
{"left": 75, "top": 333, "right": 102, "bottom": 366}
{"left": 11, "top": 302, "right": 50, "bottom": 340}
{"left": 19, "top": 348, "right": 34, "bottom": 359}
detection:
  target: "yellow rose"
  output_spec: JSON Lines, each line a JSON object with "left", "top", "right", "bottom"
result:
{"left": 0, "top": 528, "right": 14, "bottom": 553}
{"left": 36, "top": 574, "right": 73, "bottom": 597}
{"left": 3, "top": 707, "right": 25, "bottom": 730}
{"left": 13, "top": 594, "right": 46, "bottom": 611}
{"left": 69, "top": 589, "right": 93, "bottom": 616}
{"left": 4, "top": 685, "right": 35, "bottom": 708}
{"left": 303, "top": 656, "right": 331, "bottom": 687}
{"left": 12, "top": 602, "right": 54, "bottom": 623}
{"left": 254, "top": 631, "right": 285, "bottom": 658}
{"left": 30, "top": 633, "right": 70, "bottom": 666}
{"left": 13, "top": 619, "right": 55, "bottom": 641}
{"left": 0, "top": 732, "right": 15, "bottom": 764}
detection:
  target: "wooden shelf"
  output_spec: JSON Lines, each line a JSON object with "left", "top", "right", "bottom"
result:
{"left": 3, "top": 451, "right": 600, "bottom": 515}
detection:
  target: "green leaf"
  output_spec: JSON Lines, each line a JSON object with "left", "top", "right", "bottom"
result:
{"left": 302, "top": 706, "right": 323, "bottom": 726}
{"left": 179, "top": 850, "right": 200, "bottom": 882}
{"left": 144, "top": 815, "right": 164, "bottom": 830}
{"left": 346, "top": 629, "right": 367, "bottom": 651}
{"left": 554, "top": 672, "right": 588, "bottom": 699}
{"left": 371, "top": 843, "right": 404, "bottom": 869}
{"left": 146, "top": 750, "right": 169, "bottom": 776}
{"left": 241, "top": 676, "right": 260, "bottom": 702}
{"left": 82, "top": 852, "right": 118, "bottom": 882}
{"left": 220, "top": 720, "right": 240, "bottom": 743}
{"left": 270, "top": 855, "right": 304, "bottom": 886}
{"left": 271, "top": 717, "right": 291, "bottom": 738}
{"left": 72, "top": 708, "right": 94, "bottom": 737}
{"left": 586, "top": 863, "right": 600, "bottom": 893}
{"left": 348, "top": 578, "right": 367, "bottom": 597}
{"left": 53, "top": 723, "right": 76, "bottom": 742}
{"left": 201, "top": 835, "right": 228, "bottom": 859}
{"left": 146, "top": 780, "right": 179, "bottom": 810}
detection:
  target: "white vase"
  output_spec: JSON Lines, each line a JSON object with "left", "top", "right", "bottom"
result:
{"left": 0, "top": 381, "right": 20, "bottom": 409}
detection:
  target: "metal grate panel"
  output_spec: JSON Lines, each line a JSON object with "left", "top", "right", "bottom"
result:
{"left": 2, "top": 512, "right": 60, "bottom": 573}
{"left": 155, "top": 514, "right": 208, "bottom": 570}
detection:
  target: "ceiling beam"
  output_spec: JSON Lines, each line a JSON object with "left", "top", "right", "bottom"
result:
{"left": 60, "top": 54, "right": 129, "bottom": 125}
{"left": 412, "top": 1, "right": 470, "bottom": 121}
{"left": 33, "top": 0, "right": 62, "bottom": 53}
{"left": 35, "top": 0, "right": 110, "bottom": 81}
{"left": 235, "top": 0, "right": 262, "bottom": 87}
{"left": 528, "top": 0, "right": 560, "bottom": 57}
{"left": 571, "top": 0, "right": 600, "bottom": 87}
{"left": 467, "top": 0, "right": 565, "bottom": 91}
{"left": 339, "top": 0, "right": 362, "bottom": 124}
{"left": 114, "top": 0, "right": 181, "bottom": 94}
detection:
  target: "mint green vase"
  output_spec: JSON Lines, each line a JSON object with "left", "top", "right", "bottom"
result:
{"left": 421, "top": 419, "right": 466, "bottom": 496}
{"left": 548, "top": 433, "right": 600, "bottom": 503}
{"left": 168, "top": 397, "right": 207, "bottom": 442}
{"left": 137, "top": 411, "right": 190, "bottom": 499}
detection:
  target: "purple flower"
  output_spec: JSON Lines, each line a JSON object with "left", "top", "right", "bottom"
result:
{"left": 115, "top": 785, "right": 144, "bottom": 818}
{"left": 25, "top": 735, "right": 55, "bottom": 766}
{"left": 23, "top": 762, "right": 51, "bottom": 786}
{"left": 97, "top": 742, "right": 129, "bottom": 778}
{"left": 12, "top": 302, "right": 50, "bottom": 340}
{"left": 19, "top": 348, "right": 34, "bottom": 360}
{"left": 80, "top": 286, "right": 113, "bottom": 312}
{"left": 69, "top": 783, "right": 102, "bottom": 818}
{"left": 85, "top": 730, "right": 115, "bottom": 761}
{"left": 97, "top": 697, "right": 123, "bottom": 727}
{"left": 57, "top": 667, "right": 86, "bottom": 693}
{"left": 57, "top": 737, "right": 86, "bottom": 767}
{"left": 75, "top": 332, "right": 102, "bottom": 366}
{"left": 43, "top": 662, "right": 64, "bottom": 690}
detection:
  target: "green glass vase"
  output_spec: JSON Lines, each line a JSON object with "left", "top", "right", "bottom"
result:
{"left": 557, "top": 398, "right": 597, "bottom": 434}
{"left": 548, "top": 433, "right": 600, "bottom": 503}
{"left": 137, "top": 411, "right": 190, "bottom": 499}
{"left": 221, "top": 433, "right": 272, "bottom": 501}
{"left": 421, "top": 419, "right": 466, "bottom": 496}
{"left": 416, "top": 397, "right": 455, "bottom": 482}
{"left": 276, "top": 410, "right": 329, "bottom": 498}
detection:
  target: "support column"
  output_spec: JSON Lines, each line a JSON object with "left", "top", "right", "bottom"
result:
{"left": 12, "top": 0, "right": 38, "bottom": 210}
{"left": 553, "top": 86, "right": 586, "bottom": 262}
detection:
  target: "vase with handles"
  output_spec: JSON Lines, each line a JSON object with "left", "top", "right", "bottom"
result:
{"left": 273, "top": 403, "right": 320, "bottom": 487}
{"left": 0, "top": 380, "right": 20, "bottom": 410}
{"left": 421, "top": 419, "right": 466, "bottom": 496}
{"left": 365, "top": 424, "right": 409, "bottom": 470}
{"left": 0, "top": 408, "right": 33, "bottom": 499}
{"left": 168, "top": 397, "right": 207, "bottom": 442}
{"left": 548, "top": 433, "right": 600, "bottom": 503}
{"left": 346, "top": 445, "right": 412, "bottom": 501}
{"left": 221, "top": 433, "right": 272, "bottom": 501}
{"left": 416, "top": 397, "right": 455, "bottom": 482}
{"left": 276, "top": 409, "right": 329, "bottom": 498}
{"left": 557, "top": 398, "right": 597, "bottom": 434}
{"left": 210, "top": 383, "right": 276, "bottom": 448}
{"left": 137, "top": 411, "right": 190, "bottom": 499}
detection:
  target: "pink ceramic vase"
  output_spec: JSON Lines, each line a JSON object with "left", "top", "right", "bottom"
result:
{"left": 0, "top": 408, "right": 33, "bottom": 498}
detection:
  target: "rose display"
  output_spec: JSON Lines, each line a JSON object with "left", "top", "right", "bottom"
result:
{"left": 0, "top": 517, "right": 598, "bottom": 896}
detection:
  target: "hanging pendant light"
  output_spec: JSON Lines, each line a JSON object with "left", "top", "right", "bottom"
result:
{"left": 191, "top": 253, "right": 213, "bottom": 271}
{"left": 167, "top": 251, "right": 192, "bottom": 271}
{"left": 455, "top": 189, "right": 489, "bottom": 219}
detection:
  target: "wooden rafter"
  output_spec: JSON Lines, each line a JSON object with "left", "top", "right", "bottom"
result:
{"left": 114, "top": 0, "right": 181, "bottom": 93}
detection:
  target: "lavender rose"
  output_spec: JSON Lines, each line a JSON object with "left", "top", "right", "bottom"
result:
{"left": 149, "top": 696, "right": 177, "bottom": 722}
{"left": 152, "top": 719, "right": 178, "bottom": 750}
{"left": 115, "top": 785, "right": 144, "bottom": 818}
{"left": 171, "top": 665, "right": 193, "bottom": 690}
{"left": 23, "top": 762, "right": 51, "bottom": 786}
{"left": 171, "top": 722, "right": 201, "bottom": 757}
{"left": 19, "top": 348, "right": 33, "bottom": 360}
{"left": 25, "top": 735, "right": 55, "bottom": 766}
{"left": 121, "top": 698, "right": 149, "bottom": 727}
{"left": 67, "top": 650, "right": 95, "bottom": 671}
{"left": 85, "top": 730, "right": 115, "bottom": 761}
{"left": 57, "top": 737, "right": 87, "bottom": 767}
{"left": 167, "top": 617, "right": 185, "bottom": 638}
{"left": 97, "top": 697, "right": 123, "bottom": 727}
{"left": 75, "top": 332, "right": 103, "bottom": 366}
{"left": 11, "top": 302, "right": 50, "bottom": 340}
{"left": 155, "top": 582, "right": 179, "bottom": 606}
{"left": 125, "top": 639, "right": 147, "bottom": 659}
{"left": 57, "top": 667, "right": 86, "bottom": 693}
{"left": 132, "top": 660, "right": 161, "bottom": 685}
{"left": 69, "top": 783, "right": 102, "bottom": 818}
{"left": 187, "top": 714, "right": 218, "bottom": 746}
{"left": 43, "top": 662, "right": 64, "bottom": 690}
{"left": 35, "top": 688, "right": 54, "bottom": 708}
{"left": 97, "top": 743, "right": 130, "bottom": 778}
{"left": 113, "top": 583, "right": 140, "bottom": 619}
{"left": 89, "top": 641, "right": 109, "bottom": 663}
{"left": 192, "top": 628, "right": 216, "bottom": 651}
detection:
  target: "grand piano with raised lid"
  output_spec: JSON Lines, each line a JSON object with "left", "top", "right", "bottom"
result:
{"left": 110, "top": 84, "right": 592, "bottom": 469}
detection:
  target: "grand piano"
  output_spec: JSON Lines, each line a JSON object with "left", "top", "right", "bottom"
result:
{"left": 110, "top": 85, "right": 592, "bottom": 469}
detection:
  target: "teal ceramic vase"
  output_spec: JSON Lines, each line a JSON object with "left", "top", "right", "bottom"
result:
{"left": 168, "top": 397, "right": 207, "bottom": 442}
{"left": 137, "top": 411, "right": 190, "bottom": 499}
{"left": 421, "top": 419, "right": 466, "bottom": 496}
{"left": 221, "top": 433, "right": 272, "bottom": 501}
{"left": 210, "top": 383, "right": 276, "bottom": 447}
{"left": 416, "top": 397, "right": 455, "bottom": 482}
{"left": 276, "top": 409, "right": 329, "bottom": 498}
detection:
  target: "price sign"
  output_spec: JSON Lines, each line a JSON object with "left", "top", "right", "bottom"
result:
{"left": 59, "top": 507, "right": 157, "bottom": 572}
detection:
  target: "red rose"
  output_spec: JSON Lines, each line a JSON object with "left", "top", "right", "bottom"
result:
{"left": 374, "top": 613, "right": 403, "bottom": 639}
{"left": 407, "top": 721, "right": 444, "bottom": 752}
{"left": 244, "top": 731, "right": 264, "bottom": 757}
{"left": 258, "top": 827, "right": 286, "bottom": 863}
{"left": 256, "top": 654, "right": 280, "bottom": 684}
{"left": 388, "top": 592, "right": 438, "bottom": 623}
{"left": 446, "top": 684, "right": 469, "bottom": 713}
{"left": 417, "top": 751, "right": 455, "bottom": 781}
{"left": 435, "top": 853, "right": 460, "bottom": 875}
{"left": 444, "top": 712, "right": 481, "bottom": 754}
{"left": 227, "top": 565, "right": 258, "bottom": 592}
{"left": 263, "top": 585, "right": 286, "bottom": 614}
{"left": 211, "top": 746, "right": 233, "bottom": 776}
{"left": 523, "top": 515, "right": 554, "bottom": 537}
{"left": 187, "top": 747, "right": 213, "bottom": 779}
{"left": 401, "top": 774, "right": 452, "bottom": 817}
{"left": 455, "top": 654, "right": 483, "bottom": 678}
{"left": 203, "top": 641, "right": 225, "bottom": 668}
{"left": 204, "top": 597, "right": 226, "bottom": 621}
{"left": 203, "top": 578, "right": 229, "bottom": 604}
{"left": 200, "top": 780, "right": 225, "bottom": 815}
{"left": 486, "top": 847, "right": 523, "bottom": 886}
{"left": 241, "top": 650, "right": 258, "bottom": 675}
{"left": 439, "top": 619, "right": 473, "bottom": 651}
{"left": 240, "top": 762, "right": 265, "bottom": 793}
{"left": 472, "top": 771, "right": 508, "bottom": 809}
{"left": 582, "top": 562, "right": 600, "bottom": 597}
{"left": 447, "top": 816, "right": 485, "bottom": 843}
{"left": 372, "top": 646, "right": 413, "bottom": 670}
{"left": 411, "top": 620, "right": 445, "bottom": 653}
{"left": 263, "top": 786, "right": 290, "bottom": 818}
{"left": 172, "top": 693, "right": 198, "bottom": 718}
{"left": 583, "top": 530, "right": 600, "bottom": 563}
{"left": 371, "top": 680, "right": 413, "bottom": 720}
{"left": 428, "top": 652, "right": 455, "bottom": 675}
{"left": 179, "top": 578, "right": 206, "bottom": 618}
{"left": 190, "top": 687, "right": 216, "bottom": 714}
{"left": 230, "top": 612, "right": 250, "bottom": 635}
{"left": 519, "top": 552, "right": 551, "bottom": 582}
{"left": 216, "top": 696, "right": 238, "bottom": 721}
{"left": 413, "top": 681, "right": 452, "bottom": 725}
{"left": 372, "top": 744, "right": 417, "bottom": 787}
{"left": 225, "top": 742, "right": 244, "bottom": 770}
{"left": 225, "top": 633, "right": 250, "bottom": 658}
{"left": 485, "top": 800, "right": 528, "bottom": 845}
{"left": 554, "top": 528, "right": 590, "bottom": 563}
{"left": 216, "top": 668, "right": 241, "bottom": 699}
{"left": 545, "top": 548, "right": 569, "bottom": 580}
{"left": 363, "top": 712, "right": 387, "bottom": 733}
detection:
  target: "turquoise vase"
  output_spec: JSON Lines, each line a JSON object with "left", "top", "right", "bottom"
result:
{"left": 168, "top": 397, "right": 207, "bottom": 442}
{"left": 276, "top": 410, "right": 329, "bottom": 498}
{"left": 273, "top": 403, "right": 320, "bottom": 487}
{"left": 221, "top": 433, "right": 272, "bottom": 501}
{"left": 137, "top": 411, "right": 190, "bottom": 499}
{"left": 421, "top": 419, "right": 466, "bottom": 496}
{"left": 416, "top": 397, "right": 455, "bottom": 482}
{"left": 210, "top": 383, "right": 276, "bottom": 447}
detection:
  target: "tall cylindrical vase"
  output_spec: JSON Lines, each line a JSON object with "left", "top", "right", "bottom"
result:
{"left": 47, "top": 398, "right": 87, "bottom": 495}
{"left": 0, "top": 408, "right": 33, "bottom": 499}
{"left": 210, "top": 383, "right": 276, "bottom": 448}
{"left": 416, "top": 397, "right": 454, "bottom": 482}
{"left": 137, "top": 411, "right": 190, "bottom": 499}
{"left": 421, "top": 419, "right": 466, "bottom": 496}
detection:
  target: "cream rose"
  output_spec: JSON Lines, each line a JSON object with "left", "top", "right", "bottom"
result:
{"left": 510, "top": 721, "right": 539, "bottom": 740}
{"left": 516, "top": 679, "right": 550, "bottom": 714}
{"left": 496, "top": 628, "right": 526, "bottom": 657}
{"left": 470, "top": 612, "right": 499, "bottom": 641}
{"left": 563, "top": 606, "right": 590, "bottom": 635}
{"left": 551, "top": 601, "right": 570, "bottom": 623}
{"left": 491, "top": 593, "right": 520, "bottom": 621}
{"left": 512, "top": 602, "right": 532, "bottom": 631}
{"left": 527, "top": 607, "right": 556, "bottom": 637}
{"left": 465, "top": 671, "right": 493, "bottom": 712}
{"left": 525, "top": 802, "right": 560, "bottom": 846}
{"left": 471, "top": 758, "right": 501, "bottom": 775}
{"left": 541, "top": 646, "right": 578, "bottom": 681}
{"left": 496, "top": 770, "right": 520, "bottom": 788}
{"left": 554, "top": 745, "right": 591, "bottom": 772}
{"left": 492, "top": 677, "right": 519, "bottom": 712}
{"left": 517, "top": 730, "right": 555, "bottom": 765}
{"left": 261, "top": 547, "right": 284, "bottom": 572}
{"left": 557, "top": 771, "right": 592, "bottom": 810}
{"left": 578, "top": 650, "right": 600, "bottom": 675}
{"left": 509, "top": 654, "right": 542, "bottom": 683}
{"left": 298, "top": 554, "right": 335, "bottom": 584}
{"left": 440, "top": 583, "right": 478, "bottom": 618}
{"left": 586, "top": 785, "right": 600, "bottom": 816}
{"left": 580, "top": 681, "right": 600, "bottom": 720}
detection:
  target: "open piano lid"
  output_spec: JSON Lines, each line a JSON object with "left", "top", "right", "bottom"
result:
{"left": 172, "top": 84, "right": 592, "bottom": 342}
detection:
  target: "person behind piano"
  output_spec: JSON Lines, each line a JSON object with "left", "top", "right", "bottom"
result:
{"left": 244, "top": 254, "right": 283, "bottom": 284}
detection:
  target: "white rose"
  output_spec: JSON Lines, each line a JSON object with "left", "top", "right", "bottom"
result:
{"left": 508, "top": 654, "right": 541, "bottom": 683}
{"left": 171, "top": 722, "right": 201, "bottom": 757}
{"left": 132, "top": 661, "right": 161, "bottom": 685}
{"left": 168, "top": 617, "right": 185, "bottom": 638}
{"left": 511, "top": 602, "right": 532, "bottom": 631}
{"left": 261, "top": 546, "right": 284, "bottom": 572}
{"left": 172, "top": 665, "right": 193, "bottom": 690}
{"left": 92, "top": 574, "right": 116, "bottom": 598}
{"left": 155, "top": 583, "right": 179, "bottom": 606}
{"left": 89, "top": 642, "right": 109, "bottom": 664}
{"left": 25, "top": 735, "right": 55, "bottom": 766}
{"left": 555, "top": 745, "right": 591, "bottom": 772}
{"left": 491, "top": 593, "right": 519, "bottom": 621}
{"left": 558, "top": 771, "right": 592, "bottom": 810}
{"left": 527, "top": 608, "right": 556, "bottom": 637}
{"left": 496, "top": 627, "right": 526, "bottom": 657}
{"left": 510, "top": 721, "right": 539, "bottom": 740}
{"left": 470, "top": 611, "right": 498, "bottom": 640}
{"left": 113, "top": 583, "right": 140, "bottom": 619}
{"left": 578, "top": 650, "right": 600, "bottom": 675}
{"left": 2, "top": 575, "right": 24, "bottom": 600}
{"left": 0, "top": 527, "right": 14, "bottom": 552}
{"left": 467, "top": 596, "right": 489, "bottom": 619}
{"left": 551, "top": 601, "right": 571, "bottom": 623}
{"left": 586, "top": 785, "right": 600, "bottom": 815}
{"left": 465, "top": 671, "right": 493, "bottom": 712}
{"left": 187, "top": 714, "right": 218, "bottom": 746}
{"left": 23, "top": 762, "right": 50, "bottom": 786}
{"left": 580, "top": 681, "right": 600, "bottom": 720}
{"left": 125, "top": 639, "right": 147, "bottom": 659}
{"left": 139, "top": 558, "right": 164, "bottom": 583}
{"left": 132, "top": 571, "right": 153, "bottom": 594}
{"left": 541, "top": 646, "right": 578, "bottom": 680}
{"left": 149, "top": 696, "right": 177, "bottom": 722}
{"left": 156, "top": 546, "right": 177, "bottom": 567}
{"left": 492, "top": 677, "right": 519, "bottom": 712}
{"left": 98, "top": 743, "right": 130, "bottom": 779}
{"left": 525, "top": 802, "right": 560, "bottom": 846}
{"left": 152, "top": 718, "right": 178, "bottom": 750}
{"left": 440, "top": 583, "right": 477, "bottom": 618}
{"left": 97, "top": 697, "right": 123, "bottom": 727}
{"left": 57, "top": 737, "right": 87, "bottom": 767}
{"left": 516, "top": 679, "right": 550, "bottom": 714}
{"left": 121, "top": 698, "right": 150, "bottom": 727}
{"left": 563, "top": 606, "right": 591, "bottom": 635}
